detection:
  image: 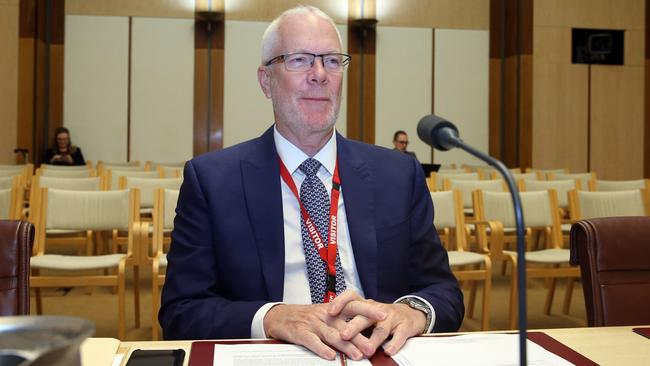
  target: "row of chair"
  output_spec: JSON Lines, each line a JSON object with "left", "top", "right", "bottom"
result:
{"left": 433, "top": 187, "right": 650, "bottom": 331}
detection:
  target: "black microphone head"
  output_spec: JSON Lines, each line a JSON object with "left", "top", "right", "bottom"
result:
{"left": 417, "top": 115, "right": 460, "bottom": 151}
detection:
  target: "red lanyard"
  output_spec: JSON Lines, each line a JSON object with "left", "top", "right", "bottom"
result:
{"left": 278, "top": 156, "right": 341, "bottom": 303}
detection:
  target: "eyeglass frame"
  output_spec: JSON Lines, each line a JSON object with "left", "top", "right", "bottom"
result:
{"left": 264, "top": 52, "right": 352, "bottom": 73}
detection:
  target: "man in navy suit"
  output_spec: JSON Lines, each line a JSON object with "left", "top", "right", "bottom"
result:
{"left": 160, "top": 5, "right": 463, "bottom": 361}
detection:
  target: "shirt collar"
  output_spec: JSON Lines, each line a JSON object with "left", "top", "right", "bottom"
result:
{"left": 273, "top": 125, "right": 337, "bottom": 176}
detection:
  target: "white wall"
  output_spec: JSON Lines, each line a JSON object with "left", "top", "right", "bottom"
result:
{"left": 375, "top": 26, "right": 433, "bottom": 163}
{"left": 433, "top": 29, "right": 489, "bottom": 166}
{"left": 64, "top": 15, "right": 129, "bottom": 163}
{"left": 223, "top": 20, "right": 348, "bottom": 147}
{"left": 130, "top": 17, "right": 194, "bottom": 163}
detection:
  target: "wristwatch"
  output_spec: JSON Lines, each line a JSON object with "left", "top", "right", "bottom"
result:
{"left": 397, "top": 297, "right": 433, "bottom": 334}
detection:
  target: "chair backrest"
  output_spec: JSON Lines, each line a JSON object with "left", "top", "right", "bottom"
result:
{"left": 0, "top": 220, "right": 35, "bottom": 315}
{"left": 40, "top": 164, "right": 90, "bottom": 170}
{"left": 0, "top": 176, "right": 18, "bottom": 189}
{"left": 568, "top": 189, "right": 650, "bottom": 220}
{"left": 589, "top": 179, "right": 650, "bottom": 192}
{"left": 521, "top": 179, "right": 580, "bottom": 208}
{"left": 430, "top": 172, "right": 480, "bottom": 190}
{"left": 29, "top": 176, "right": 104, "bottom": 214}
{"left": 569, "top": 216, "right": 650, "bottom": 326}
{"left": 473, "top": 189, "right": 562, "bottom": 247}
{"left": 97, "top": 161, "right": 144, "bottom": 176}
{"left": 549, "top": 172, "right": 596, "bottom": 191}
{"left": 496, "top": 172, "right": 538, "bottom": 181}
{"left": 526, "top": 168, "right": 569, "bottom": 179}
{"left": 34, "top": 188, "right": 138, "bottom": 255}
{"left": 430, "top": 190, "right": 467, "bottom": 251}
{"left": 152, "top": 188, "right": 180, "bottom": 255}
{"left": 0, "top": 179, "right": 23, "bottom": 220}
{"left": 0, "top": 164, "right": 32, "bottom": 184}
{"left": 121, "top": 177, "right": 183, "bottom": 208}
{"left": 444, "top": 179, "right": 506, "bottom": 209}
{"left": 157, "top": 165, "right": 184, "bottom": 178}
{"left": 107, "top": 169, "right": 161, "bottom": 190}
{"left": 36, "top": 167, "right": 96, "bottom": 178}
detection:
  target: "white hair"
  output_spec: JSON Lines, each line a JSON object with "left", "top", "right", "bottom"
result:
{"left": 260, "top": 5, "right": 342, "bottom": 64}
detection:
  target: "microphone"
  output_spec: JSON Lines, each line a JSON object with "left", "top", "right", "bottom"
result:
{"left": 418, "top": 115, "right": 528, "bottom": 366}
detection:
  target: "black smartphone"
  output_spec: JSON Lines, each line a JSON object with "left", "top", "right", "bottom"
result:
{"left": 125, "top": 349, "right": 185, "bottom": 366}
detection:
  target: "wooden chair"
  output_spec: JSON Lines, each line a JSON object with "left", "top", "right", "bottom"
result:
{"left": 443, "top": 179, "right": 507, "bottom": 217}
{"left": 588, "top": 178, "right": 650, "bottom": 192}
{"left": 568, "top": 189, "right": 650, "bottom": 220}
{"left": 35, "top": 167, "right": 96, "bottom": 178}
{"left": 0, "top": 177, "right": 24, "bottom": 220}
{"left": 0, "top": 164, "right": 33, "bottom": 187}
{"left": 428, "top": 172, "right": 481, "bottom": 191}
{"left": 28, "top": 176, "right": 105, "bottom": 255}
{"left": 472, "top": 189, "right": 581, "bottom": 329}
{"left": 525, "top": 168, "right": 569, "bottom": 180}
{"left": 430, "top": 190, "right": 491, "bottom": 330}
{"left": 105, "top": 169, "right": 161, "bottom": 190}
{"left": 30, "top": 188, "right": 144, "bottom": 339}
{"left": 150, "top": 188, "right": 180, "bottom": 340}
{"left": 156, "top": 165, "right": 184, "bottom": 178}
{"left": 549, "top": 172, "right": 596, "bottom": 192}
{"left": 97, "top": 160, "right": 143, "bottom": 176}
{"left": 492, "top": 172, "right": 538, "bottom": 183}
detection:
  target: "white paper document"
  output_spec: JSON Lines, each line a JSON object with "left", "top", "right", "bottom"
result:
{"left": 392, "top": 334, "right": 574, "bottom": 366}
{"left": 213, "top": 343, "right": 372, "bottom": 366}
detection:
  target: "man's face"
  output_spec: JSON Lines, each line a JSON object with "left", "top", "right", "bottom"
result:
{"left": 393, "top": 133, "right": 409, "bottom": 152}
{"left": 258, "top": 15, "right": 343, "bottom": 139}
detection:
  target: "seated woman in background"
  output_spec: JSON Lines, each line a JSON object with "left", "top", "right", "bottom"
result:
{"left": 43, "top": 127, "right": 86, "bottom": 166}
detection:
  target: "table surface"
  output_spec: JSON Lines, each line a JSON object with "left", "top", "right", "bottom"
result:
{"left": 84, "top": 325, "right": 650, "bottom": 366}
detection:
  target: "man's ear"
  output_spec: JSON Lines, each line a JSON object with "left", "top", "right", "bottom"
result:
{"left": 257, "top": 66, "right": 272, "bottom": 99}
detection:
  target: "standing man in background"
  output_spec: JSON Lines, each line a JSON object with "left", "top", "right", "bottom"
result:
{"left": 160, "top": 5, "right": 463, "bottom": 361}
{"left": 392, "top": 130, "right": 418, "bottom": 161}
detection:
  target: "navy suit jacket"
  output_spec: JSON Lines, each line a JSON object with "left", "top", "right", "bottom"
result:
{"left": 159, "top": 127, "right": 464, "bottom": 340}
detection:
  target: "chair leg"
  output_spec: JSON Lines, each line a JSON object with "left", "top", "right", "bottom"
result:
{"left": 481, "top": 258, "right": 492, "bottom": 331}
{"left": 133, "top": 266, "right": 140, "bottom": 328}
{"left": 34, "top": 288, "right": 43, "bottom": 315}
{"left": 562, "top": 278, "right": 575, "bottom": 315}
{"left": 117, "top": 261, "right": 126, "bottom": 340}
{"left": 508, "top": 260, "right": 519, "bottom": 330}
{"left": 152, "top": 277, "right": 159, "bottom": 341}
{"left": 544, "top": 278, "right": 557, "bottom": 315}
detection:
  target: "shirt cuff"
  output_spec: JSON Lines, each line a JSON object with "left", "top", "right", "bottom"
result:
{"left": 394, "top": 295, "right": 436, "bottom": 333}
{"left": 251, "top": 302, "right": 284, "bottom": 339}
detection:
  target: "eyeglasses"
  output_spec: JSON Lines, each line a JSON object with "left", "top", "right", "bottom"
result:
{"left": 265, "top": 52, "right": 351, "bottom": 73}
{"left": 396, "top": 140, "right": 409, "bottom": 145}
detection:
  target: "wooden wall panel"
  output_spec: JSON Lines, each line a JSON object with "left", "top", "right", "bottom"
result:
{"left": 224, "top": 0, "right": 347, "bottom": 23}
{"left": 590, "top": 66, "right": 644, "bottom": 179}
{"left": 0, "top": 0, "right": 19, "bottom": 164}
{"left": 377, "top": 0, "right": 488, "bottom": 30}
{"left": 626, "top": 30, "right": 645, "bottom": 67}
{"left": 532, "top": 63, "right": 589, "bottom": 172}
{"left": 65, "top": 0, "right": 194, "bottom": 18}
{"left": 534, "top": 0, "right": 644, "bottom": 29}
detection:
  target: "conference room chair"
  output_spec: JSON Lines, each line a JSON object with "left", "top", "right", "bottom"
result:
{"left": 428, "top": 171, "right": 482, "bottom": 191}
{"left": 29, "top": 187, "right": 143, "bottom": 339}
{"left": 588, "top": 178, "right": 650, "bottom": 191}
{"left": 105, "top": 169, "right": 161, "bottom": 190}
{"left": 491, "top": 171, "right": 539, "bottom": 183}
{"left": 0, "top": 220, "right": 35, "bottom": 315}
{"left": 521, "top": 179, "right": 583, "bottom": 246}
{"left": 548, "top": 172, "right": 596, "bottom": 192}
{"left": 28, "top": 176, "right": 105, "bottom": 255}
{"left": 40, "top": 164, "right": 92, "bottom": 171}
{"left": 118, "top": 177, "right": 183, "bottom": 264}
{"left": 443, "top": 179, "right": 507, "bottom": 217}
{"left": 430, "top": 190, "right": 492, "bottom": 330}
{"left": 472, "top": 189, "right": 581, "bottom": 329}
{"left": 525, "top": 168, "right": 569, "bottom": 180}
{"left": 0, "top": 177, "right": 24, "bottom": 221}
{"left": 149, "top": 188, "right": 180, "bottom": 340}
{"left": 570, "top": 216, "right": 650, "bottom": 326}
{"left": 568, "top": 189, "right": 650, "bottom": 221}
{"left": 0, "top": 164, "right": 33, "bottom": 186}
{"left": 35, "top": 167, "right": 96, "bottom": 178}
{"left": 156, "top": 165, "right": 184, "bottom": 178}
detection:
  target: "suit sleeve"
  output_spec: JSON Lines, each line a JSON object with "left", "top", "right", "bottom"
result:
{"left": 159, "top": 161, "right": 267, "bottom": 340}
{"left": 406, "top": 158, "right": 465, "bottom": 332}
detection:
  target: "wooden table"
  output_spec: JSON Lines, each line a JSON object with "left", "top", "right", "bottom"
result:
{"left": 82, "top": 325, "right": 650, "bottom": 366}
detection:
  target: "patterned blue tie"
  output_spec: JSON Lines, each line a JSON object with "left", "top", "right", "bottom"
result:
{"left": 298, "top": 158, "right": 346, "bottom": 303}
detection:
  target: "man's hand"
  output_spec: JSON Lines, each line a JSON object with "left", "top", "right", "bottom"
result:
{"left": 328, "top": 291, "right": 427, "bottom": 357}
{"left": 263, "top": 303, "right": 367, "bottom": 360}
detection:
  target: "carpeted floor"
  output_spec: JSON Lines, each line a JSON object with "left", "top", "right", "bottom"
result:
{"left": 30, "top": 263, "right": 587, "bottom": 341}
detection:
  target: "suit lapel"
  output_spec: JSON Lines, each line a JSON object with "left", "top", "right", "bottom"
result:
{"left": 241, "top": 127, "right": 285, "bottom": 301}
{"left": 337, "top": 134, "right": 378, "bottom": 299}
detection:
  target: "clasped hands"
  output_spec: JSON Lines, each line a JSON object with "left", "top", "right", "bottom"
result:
{"left": 263, "top": 290, "right": 426, "bottom": 360}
